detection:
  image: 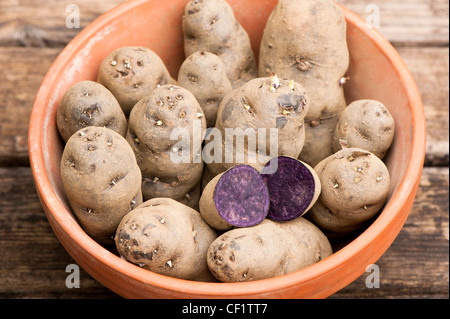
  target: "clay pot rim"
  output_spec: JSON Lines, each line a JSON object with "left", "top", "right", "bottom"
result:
{"left": 28, "top": 0, "right": 426, "bottom": 297}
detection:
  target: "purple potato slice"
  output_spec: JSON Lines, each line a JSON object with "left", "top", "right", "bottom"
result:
{"left": 262, "top": 156, "right": 321, "bottom": 221}
{"left": 213, "top": 165, "right": 270, "bottom": 227}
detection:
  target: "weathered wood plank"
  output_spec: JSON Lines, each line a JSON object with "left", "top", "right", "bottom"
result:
{"left": 0, "top": 47, "right": 58, "bottom": 166}
{"left": 0, "top": 167, "right": 119, "bottom": 298}
{"left": 0, "top": 167, "right": 447, "bottom": 298}
{"left": 1, "top": 45, "right": 447, "bottom": 166}
{"left": 396, "top": 46, "right": 449, "bottom": 167}
{"left": 0, "top": 0, "right": 447, "bottom": 48}
{"left": 339, "top": 0, "right": 449, "bottom": 46}
{"left": 0, "top": 0, "right": 124, "bottom": 47}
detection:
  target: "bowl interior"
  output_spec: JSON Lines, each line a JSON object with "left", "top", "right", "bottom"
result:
{"left": 30, "top": 0, "right": 424, "bottom": 298}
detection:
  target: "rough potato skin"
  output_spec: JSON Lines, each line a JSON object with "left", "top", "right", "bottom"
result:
{"left": 199, "top": 173, "right": 234, "bottom": 231}
{"left": 333, "top": 100, "right": 395, "bottom": 159}
{"left": 207, "top": 218, "right": 332, "bottom": 282}
{"left": 126, "top": 85, "right": 206, "bottom": 206}
{"left": 307, "top": 148, "right": 391, "bottom": 234}
{"left": 60, "top": 126, "right": 143, "bottom": 245}
{"left": 57, "top": 81, "right": 127, "bottom": 142}
{"left": 205, "top": 76, "right": 309, "bottom": 178}
{"left": 302, "top": 117, "right": 340, "bottom": 168}
{"left": 182, "top": 0, "right": 258, "bottom": 88}
{"left": 115, "top": 198, "right": 218, "bottom": 282}
{"left": 97, "top": 46, "right": 176, "bottom": 115}
{"left": 306, "top": 198, "right": 373, "bottom": 236}
{"left": 178, "top": 51, "right": 233, "bottom": 127}
{"left": 259, "top": 0, "right": 350, "bottom": 166}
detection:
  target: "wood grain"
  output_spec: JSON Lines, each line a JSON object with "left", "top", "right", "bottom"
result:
{"left": 0, "top": 47, "right": 58, "bottom": 166}
{"left": 0, "top": 0, "right": 124, "bottom": 47}
{"left": 332, "top": 167, "right": 449, "bottom": 298}
{"left": 340, "top": 0, "right": 449, "bottom": 46}
{"left": 0, "top": 167, "right": 119, "bottom": 298}
{"left": 397, "top": 46, "right": 449, "bottom": 167}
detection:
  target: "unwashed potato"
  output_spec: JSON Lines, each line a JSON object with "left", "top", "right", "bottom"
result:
{"left": 259, "top": 0, "right": 350, "bottom": 166}
{"left": 178, "top": 183, "right": 202, "bottom": 211}
{"left": 207, "top": 218, "right": 332, "bottom": 282}
{"left": 60, "top": 126, "right": 143, "bottom": 245}
{"left": 178, "top": 51, "right": 233, "bottom": 127}
{"left": 115, "top": 198, "right": 218, "bottom": 282}
{"left": 205, "top": 76, "right": 309, "bottom": 179}
{"left": 307, "top": 148, "right": 391, "bottom": 234}
{"left": 56, "top": 81, "right": 127, "bottom": 142}
{"left": 333, "top": 99, "right": 395, "bottom": 159}
{"left": 97, "top": 46, "right": 176, "bottom": 115}
{"left": 199, "top": 173, "right": 233, "bottom": 231}
{"left": 182, "top": 0, "right": 258, "bottom": 88}
{"left": 126, "top": 85, "right": 206, "bottom": 206}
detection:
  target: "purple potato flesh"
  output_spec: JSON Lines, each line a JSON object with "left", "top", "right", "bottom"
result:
{"left": 214, "top": 165, "right": 270, "bottom": 227}
{"left": 262, "top": 157, "right": 316, "bottom": 221}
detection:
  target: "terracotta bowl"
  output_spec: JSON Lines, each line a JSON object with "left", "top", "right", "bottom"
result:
{"left": 28, "top": 0, "right": 426, "bottom": 298}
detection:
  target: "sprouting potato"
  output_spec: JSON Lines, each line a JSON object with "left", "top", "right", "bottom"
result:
{"left": 97, "top": 46, "right": 176, "bottom": 115}
{"left": 56, "top": 81, "right": 127, "bottom": 142}
{"left": 182, "top": 0, "right": 258, "bottom": 89}
{"left": 333, "top": 99, "right": 395, "bottom": 159}
{"left": 259, "top": 0, "right": 350, "bottom": 166}
{"left": 307, "top": 148, "right": 391, "bottom": 234}
{"left": 115, "top": 198, "right": 218, "bottom": 282}
{"left": 60, "top": 126, "right": 142, "bottom": 245}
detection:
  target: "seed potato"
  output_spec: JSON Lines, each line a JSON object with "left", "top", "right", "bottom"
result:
{"left": 178, "top": 51, "right": 233, "bottom": 127}
{"left": 307, "top": 148, "right": 391, "bottom": 234}
{"left": 97, "top": 46, "right": 176, "bottom": 115}
{"left": 126, "top": 85, "right": 206, "bottom": 206}
{"left": 115, "top": 198, "right": 218, "bottom": 282}
{"left": 205, "top": 76, "right": 309, "bottom": 179}
{"left": 333, "top": 99, "right": 395, "bottom": 159}
{"left": 56, "top": 81, "right": 127, "bottom": 142}
{"left": 259, "top": 0, "right": 350, "bottom": 166}
{"left": 182, "top": 0, "right": 258, "bottom": 88}
{"left": 60, "top": 126, "right": 143, "bottom": 244}
{"left": 207, "top": 218, "right": 332, "bottom": 282}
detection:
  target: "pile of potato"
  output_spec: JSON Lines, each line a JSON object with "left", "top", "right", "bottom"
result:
{"left": 57, "top": 0, "right": 395, "bottom": 283}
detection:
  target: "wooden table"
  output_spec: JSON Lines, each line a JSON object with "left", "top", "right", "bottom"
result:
{"left": 0, "top": 0, "right": 448, "bottom": 299}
